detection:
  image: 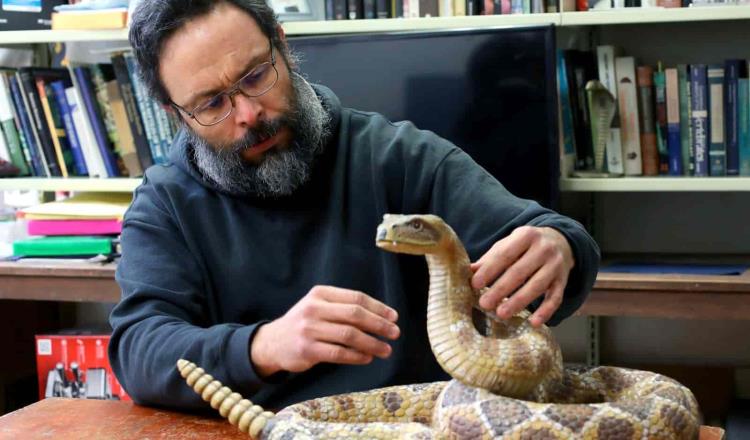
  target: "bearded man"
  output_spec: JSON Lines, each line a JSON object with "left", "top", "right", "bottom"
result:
{"left": 109, "top": 0, "right": 600, "bottom": 411}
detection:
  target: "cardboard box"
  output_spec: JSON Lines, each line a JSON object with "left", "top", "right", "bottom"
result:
{"left": 35, "top": 333, "right": 129, "bottom": 401}
{"left": 0, "top": 0, "right": 67, "bottom": 31}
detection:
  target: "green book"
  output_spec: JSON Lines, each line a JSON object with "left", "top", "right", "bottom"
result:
{"left": 677, "top": 65, "right": 693, "bottom": 176}
{"left": 13, "top": 236, "right": 113, "bottom": 257}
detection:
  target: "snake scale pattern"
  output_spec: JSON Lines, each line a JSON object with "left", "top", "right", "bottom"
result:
{"left": 177, "top": 213, "right": 702, "bottom": 439}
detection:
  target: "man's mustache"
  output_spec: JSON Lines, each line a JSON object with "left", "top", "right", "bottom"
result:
{"left": 229, "top": 118, "right": 287, "bottom": 154}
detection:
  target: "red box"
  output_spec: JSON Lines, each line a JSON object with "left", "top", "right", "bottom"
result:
{"left": 35, "top": 334, "right": 129, "bottom": 401}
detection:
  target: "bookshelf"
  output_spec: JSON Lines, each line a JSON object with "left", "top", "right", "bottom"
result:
{"left": 560, "top": 176, "right": 750, "bottom": 192}
{"left": 0, "top": 177, "right": 140, "bottom": 193}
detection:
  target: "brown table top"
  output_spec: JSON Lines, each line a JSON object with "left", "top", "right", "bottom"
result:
{"left": 0, "top": 397, "right": 726, "bottom": 439}
{"left": 0, "top": 398, "right": 246, "bottom": 439}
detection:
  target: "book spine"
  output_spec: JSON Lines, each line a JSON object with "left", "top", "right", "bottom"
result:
{"left": 653, "top": 68, "right": 669, "bottom": 174}
{"left": 65, "top": 82, "right": 107, "bottom": 178}
{"left": 18, "top": 70, "right": 55, "bottom": 176}
{"left": 73, "top": 66, "right": 120, "bottom": 177}
{"left": 615, "top": 56, "right": 642, "bottom": 175}
{"left": 557, "top": 50, "right": 577, "bottom": 177}
{"left": 739, "top": 77, "right": 750, "bottom": 176}
{"left": 348, "top": 0, "right": 364, "bottom": 17}
{"left": 376, "top": 0, "right": 391, "bottom": 16}
{"left": 690, "top": 64, "right": 709, "bottom": 177}
{"left": 665, "top": 68, "right": 683, "bottom": 175}
{"left": 35, "top": 79, "right": 69, "bottom": 178}
{"left": 50, "top": 80, "right": 87, "bottom": 176}
{"left": 123, "top": 54, "right": 165, "bottom": 165}
{"left": 707, "top": 64, "right": 725, "bottom": 176}
{"left": 0, "top": 73, "right": 30, "bottom": 175}
{"left": 9, "top": 74, "right": 46, "bottom": 176}
{"left": 110, "top": 54, "right": 154, "bottom": 171}
{"left": 636, "top": 65, "right": 658, "bottom": 176}
{"left": 364, "top": 0, "right": 377, "bottom": 17}
{"left": 677, "top": 64, "right": 693, "bottom": 175}
{"left": 724, "top": 59, "right": 742, "bottom": 176}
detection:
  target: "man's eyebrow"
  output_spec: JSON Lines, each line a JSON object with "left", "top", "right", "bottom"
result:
{"left": 185, "top": 52, "right": 266, "bottom": 109}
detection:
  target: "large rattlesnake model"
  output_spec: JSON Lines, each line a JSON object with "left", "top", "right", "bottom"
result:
{"left": 177, "top": 213, "right": 702, "bottom": 439}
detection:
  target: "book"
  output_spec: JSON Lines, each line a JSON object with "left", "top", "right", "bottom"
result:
{"left": 677, "top": 64, "right": 693, "bottom": 175}
{"left": 20, "top": 193, "right": 132, "bottom": 220}
{"left": 27, "top": 219, "right": 122, "bottom": 236}
{"left": 50, "top": 8, "right": 127, "bottom": 30}
{"left": 665, "top": 68, "right": 683, "bottom": 175}
{"left": 738, "top": 75, "right": 750, "bottom": 176}
{"left": 13, "top": 236, "right": 114, "bottom": 257}
{"left": 707, "top": 64, "right": 725, "bottom": 176}
{"left": 106, "top": 81, "right": 142, "bottom": 177}
{"left": 557, "top": 50, "right": 577, "bottom": 177}
{"left": 0, "top": 72, "right": 30, "bottom": 175}
{"left": 9, "top": 73, "right": 46, "bottom": 176}
{"left": 72, "top": 66, "right": 120, "bottom": 177}
{"left": 653, "top": 66, "right": 669, "bottom": 174}
{"left": 615, "top": 56, "right": 642, "bottom": 175}
{"left": 109, "top": 53, "right": 154, "bottom": 171}
{"left": 49, "top": 80, "right": 87, "bottom": 176}
{"left": 690, "top": 64, "right": 709, "bottom": 177}
{"left": 636, "top": 65, "right": 658, "bottom": 176}
{"left": 724, "top": 59, "right": 743, "bottom": 176}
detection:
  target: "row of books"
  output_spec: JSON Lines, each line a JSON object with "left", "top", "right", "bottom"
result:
{"left": 0, "top": 52, "right": 175, "bottom": 179}
{"left": 325, "top": 0, "right": 559, "bottom": 19}
{"left": 559, "top": 46, "right": 750, "bottom": 177}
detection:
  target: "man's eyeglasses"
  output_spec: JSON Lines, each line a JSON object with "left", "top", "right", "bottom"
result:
{"left": 171, "top": 40, "right": 278, "bottom": 127}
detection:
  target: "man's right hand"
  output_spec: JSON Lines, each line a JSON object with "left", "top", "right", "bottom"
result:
{"left": 250, "top": 285, "right": 400, "bottom": 378}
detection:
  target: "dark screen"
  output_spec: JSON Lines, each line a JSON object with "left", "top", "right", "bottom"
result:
{"left": 289, "top": 26, "right": 559, "bottom": 209}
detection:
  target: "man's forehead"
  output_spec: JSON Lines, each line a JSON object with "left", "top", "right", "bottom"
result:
{"left": 158, "top": 5, "right": 269, "bottom": 105}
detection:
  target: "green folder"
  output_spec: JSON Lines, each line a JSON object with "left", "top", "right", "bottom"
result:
{"left": 13, "top": 236, "right": 113, "bottom": 257}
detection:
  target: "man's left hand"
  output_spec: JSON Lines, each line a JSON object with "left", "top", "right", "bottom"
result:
{"left": 470, "top": 226, "right": 575, "bottom": 327}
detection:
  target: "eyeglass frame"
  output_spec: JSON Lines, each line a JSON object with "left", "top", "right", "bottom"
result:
{"left": 169, "top": 39, "right": 279, "bottom": 127}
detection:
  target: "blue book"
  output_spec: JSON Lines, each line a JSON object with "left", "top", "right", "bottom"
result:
{"left": 8, "top": 74, "right": 45, "bottom": 176}
{"left": 690, "top": 64, "right": 709, "bottom": 177}
{"left": 707, "top": 64, "right": 725, "bottom": 176}
{"left": 739, "top": 77, "right": 750, "bottom": 176}
{"left": 50, "top": 80, "right": 88, "bottom": 176}
{"left": 73, "top": 66, "right": 120, "bottom": 177}
{"left": 724, "top": 59, "right": 742, "bottom": 176}
{"left": 556, "top": 50, "right": 576, "bottom": 175}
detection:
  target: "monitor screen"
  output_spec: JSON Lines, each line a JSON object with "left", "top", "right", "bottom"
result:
{"left": 288, "top": 25, "right": 559, "bottom": 209}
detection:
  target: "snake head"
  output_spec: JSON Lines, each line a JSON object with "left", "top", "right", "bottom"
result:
{"left": 376, "top": 214, "right": 448, "bottom": 255}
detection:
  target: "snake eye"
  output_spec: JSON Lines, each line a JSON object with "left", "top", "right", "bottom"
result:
{"left": 410, "top": 220, "right": 423, "bottom": 231}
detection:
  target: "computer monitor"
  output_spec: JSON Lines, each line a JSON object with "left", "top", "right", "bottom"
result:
{"left": 288, "top": 25, "right": 559, "bottom": 209}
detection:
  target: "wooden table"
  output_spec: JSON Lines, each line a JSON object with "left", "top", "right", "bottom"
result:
{"left": 0, "top": 398, "right": 727, "bottom": 439}
{"left": 1, "top": 261, "right": 749, "bottom": 320}
{"left": 0, "top": 398, "right": 247, "bottom": 439}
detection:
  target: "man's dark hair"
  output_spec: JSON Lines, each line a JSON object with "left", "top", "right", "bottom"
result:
{"left": 128, "top": 0, "right": 283, "bottom": 105}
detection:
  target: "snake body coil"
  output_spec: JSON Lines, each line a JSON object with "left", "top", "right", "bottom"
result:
{"left": 177, "top": 213, "right": 701, "bottom": 439}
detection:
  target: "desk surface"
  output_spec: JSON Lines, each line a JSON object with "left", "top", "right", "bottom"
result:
{"left": 0, "top": 398, "right": 246, "bottom": 439}
{"left": 1, "top": 261, "right": 750, "bottom": 319}
{"left": 0, "top": 398, "right": 726, "bottom": 439}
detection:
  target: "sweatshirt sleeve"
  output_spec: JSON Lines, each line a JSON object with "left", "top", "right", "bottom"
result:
{"left": 108, "top": 173, "right": 275, "bottom": 410}
{"left": 425, "top": 146, "right": 600, "bottom": 326}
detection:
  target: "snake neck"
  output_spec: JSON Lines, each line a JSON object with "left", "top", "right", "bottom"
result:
{"left": 423, "top": 236, "right": 562, "bottom": 398}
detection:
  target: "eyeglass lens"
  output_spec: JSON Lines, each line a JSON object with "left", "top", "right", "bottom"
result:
{"left": 194, "top": 62, "right": 277, "bottom": 125}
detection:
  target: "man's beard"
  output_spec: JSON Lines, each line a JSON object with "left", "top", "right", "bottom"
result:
{"left": 187, "top": 71, "right": 330, "bottom": 198}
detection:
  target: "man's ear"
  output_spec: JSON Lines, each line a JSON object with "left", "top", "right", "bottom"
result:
{"left": 276, "top": 24, "right": 286, "bottom": 43}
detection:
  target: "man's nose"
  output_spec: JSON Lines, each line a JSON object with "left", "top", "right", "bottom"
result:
{"left": 230, "top": 92, "right": 263, "bottom": 127}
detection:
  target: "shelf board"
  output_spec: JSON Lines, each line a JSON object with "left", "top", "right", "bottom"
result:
{"left": 0, "top": 178, "right": 140, "bottom": 192}
{"left": 2, "top": 7, "right": 749, "bottom": 44}
{"left": 560, "top": 5, "right": 750, "bottom": 26}
{"left": 282, "top": 14, "right": 560, "bottom": 34}
{"left": 0, "top": 29, "right": 129, "bottom": 44}
{"left": 560, "top": 176, "right": 750, "bottom": 192}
